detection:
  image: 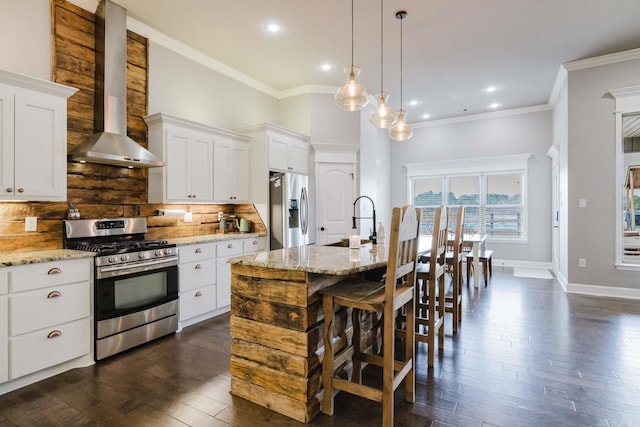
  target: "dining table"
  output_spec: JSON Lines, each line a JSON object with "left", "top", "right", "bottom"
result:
{"left": 418, "top": 232, "right": 487, "bottom": 288}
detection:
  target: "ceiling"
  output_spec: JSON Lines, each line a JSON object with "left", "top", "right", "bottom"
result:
{"left": 84, "top": 0, "right": 640, "bottom": 123}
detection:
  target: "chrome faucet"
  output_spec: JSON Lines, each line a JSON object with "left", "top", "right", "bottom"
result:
{"left": 352, "top": 195, "right": 377, "bottom": 244}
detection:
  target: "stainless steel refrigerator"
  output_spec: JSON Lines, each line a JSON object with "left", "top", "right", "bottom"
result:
{"left": 269, "top": 171, "right": 312, "bottom": 249}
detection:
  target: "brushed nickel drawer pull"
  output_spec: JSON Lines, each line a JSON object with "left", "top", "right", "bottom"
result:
{"left": 47, "top": 330, "right": 62, "bottom": 339}
{"left": 47, "top": 290, "right": 62, "bottom": 298}
{"left": 195, "top": 291, "right": 202, "bottom": 297}
{"left": 195, "top": 263, "right": 202, "bottom": 269}
{"left": 47, "top": 267, "right": 62, "bottom": 275}
{"left": 17, "top": 188, "right": 24, "bottom": 193}
{"left": 195, "top": 248, "right": 202, "bottom": 253}
{"left": 5, "top": 188, "right": 12, "bottom": 193}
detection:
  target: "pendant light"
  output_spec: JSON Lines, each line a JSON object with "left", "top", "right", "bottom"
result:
{"left": 368, "top": 0, "right": 396, "bottom": 128}
{"left": 388, "top": 10, "right": 413, "bottom": 141}
{"left": 335, "top": 0, "right": 369, "bottom": 111}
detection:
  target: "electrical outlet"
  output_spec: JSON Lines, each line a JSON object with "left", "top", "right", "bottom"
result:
{"left": 578, "top": 258, "right": 586, "bottom": 268}
{"left": 25, "top": 216, "right": 37, "bottom": 232}
{"left": 184, "top": 212, "right": 193, "bottom": 223}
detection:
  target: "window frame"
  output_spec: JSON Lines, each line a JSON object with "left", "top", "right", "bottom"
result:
{"left": 405, "top": 154, "right": 531, "bottom": 243}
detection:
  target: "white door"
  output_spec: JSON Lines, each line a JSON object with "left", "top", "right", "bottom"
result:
{"left": 548, "top": 145, "right": 560, "bottom": 273}
{"left": 316, "top": 162, "right": 356, "bottom": 245}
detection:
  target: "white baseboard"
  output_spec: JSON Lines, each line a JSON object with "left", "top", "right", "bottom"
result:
{"left": 492, "top": 259, "right": 553, "bottom": 270}
{"left": 566, "top": 283, "right": 640, "bottom": 300}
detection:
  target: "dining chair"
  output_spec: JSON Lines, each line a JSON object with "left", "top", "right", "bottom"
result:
{"left": 319, "top": 205, "right": 421, "bottom": 427}
{"left": 414, "top": 206, "right": 448, "bottom": 367}
{"left": 444, "top": 207, "right": 465, "bottom": 334}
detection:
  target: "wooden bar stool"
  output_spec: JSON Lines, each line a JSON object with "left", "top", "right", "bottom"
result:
{"left": 320, "top": 205, "right": 421, "bottom": 427}
{"left": 445, "top": 207, "right": 465, "bottom": 334}
{"left": 414, "top": 206, "right": 448, "bottom": 367}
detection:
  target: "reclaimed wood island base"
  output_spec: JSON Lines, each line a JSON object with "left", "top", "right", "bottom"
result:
{"left": 229, "top": 244, "right": 389, "bottom": 423}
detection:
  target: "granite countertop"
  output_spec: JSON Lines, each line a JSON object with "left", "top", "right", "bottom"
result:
{"left": 169, "top": 232, "right": 266, "bottom": 246}
{"left": 0, "top": 249, "right": 96, "bottom": 267}
{"left": 229, "top": 243, "right": 389, "bottom": 275}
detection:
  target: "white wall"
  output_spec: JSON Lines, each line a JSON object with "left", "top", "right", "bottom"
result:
{"left": 389, "top": 110, "right": 553, "bottom": 263}
{"left": 148, "top": 42, "right": 278, "bottom": 130}
{"left": 277, "top": 95, "right": 311, "bottom": 136}
{"left": 566, "top": 58, "right": 640, "bottom": 290}
{"left": 0, "top": 0, "right": 51, "bottom": 80}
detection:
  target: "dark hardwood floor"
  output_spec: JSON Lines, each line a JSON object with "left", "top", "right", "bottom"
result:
{"left": 2, "top": 267, "right": 640, "bottom": 426}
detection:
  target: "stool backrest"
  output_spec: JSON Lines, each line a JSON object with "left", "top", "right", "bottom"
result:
{"left": 451, "top": 207, "right": 465, "bottom": 259}
{"left": 384, "top": 205, "right": 422, "bottom": 305}
{"left": 430, "top": 206, "right": 449, "bottom": 273}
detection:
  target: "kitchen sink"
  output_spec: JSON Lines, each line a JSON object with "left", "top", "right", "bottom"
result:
{"left": 325, "top": 238, "right": 372, "bottom": 247}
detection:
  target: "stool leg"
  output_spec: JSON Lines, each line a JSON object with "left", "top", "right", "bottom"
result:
{"left": 321, "top": 295, "right": 335, "bottom": 415}
{"left": 352, "top": 308, "right": 362, "bottom": 384}
{"left": 483, "top": 260, "right": 488, "bottom": 287}
{"left": 466, "top": 260, "right": 471, "bottom": 286}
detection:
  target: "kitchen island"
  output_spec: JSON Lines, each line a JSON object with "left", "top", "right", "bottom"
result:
{"left": 228, "top": 243, "right": 389, "bottom": 423}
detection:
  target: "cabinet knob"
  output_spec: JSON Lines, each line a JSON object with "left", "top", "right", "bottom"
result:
{"left": 195, "top": 291, "right": 202, "bottom": 297}
{"left": 5, "top": 188, "right": 12, "bottom": 193}
{"left": 47, "top": 267, "right": 62, "bottom": 275}
{"left": 47, "top": 330, "right": 62, "bottom": 339}
{"left": 252, "top": 240, "right": 258, "bottom": 245}
{"left": 47, "top": 290, "right": 62, "bottom": 298}
{"left": 195, "top": 263, "right": 202, "bottom": 270}
{"left": 17, "top": 188, "right": 24, "bottom": 193}
{"left": 227, "top": 243, "right": 233, "bottom": 248}
{"left": 195, "top": 248, "right": 202, "bottom": 253}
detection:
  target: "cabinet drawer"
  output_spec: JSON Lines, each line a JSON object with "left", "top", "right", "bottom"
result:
{"left": 0, "top": 296, "right": 7, "bottom": 383}
{"left": 9, "top": 317, "right": 91, "bottom": 380}
{"left": 216, "top": 240, "right": 243, "bottom": 257}
{"left": 179, "top": 243, "right": 216, "bottom": 264}
{"left": 9, "top": 259, "right": 91, "bottom": 293}
{"left": 243, "top": 237, "right": 267, "bottom": 253}
{"left": 9, "top": 281, "right": 90, "bottom": 336}
{"left": 179, "top": 285, "right": 216, "bottom": 321}
{"left": 179, "top": 259, "right": 216, "bottom": 292}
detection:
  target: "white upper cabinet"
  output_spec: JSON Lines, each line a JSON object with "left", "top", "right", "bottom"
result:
{"left": 213, "top": 136, "right": 251, "bottom": 202}
{"left": 0, "top": 70, "right": 77, "bottom": 201}
{"left": 145, "top": 113, "right": 249, "bottom": 204}
{"left": 267, "top": 132, "right": 309, "bottom": 174}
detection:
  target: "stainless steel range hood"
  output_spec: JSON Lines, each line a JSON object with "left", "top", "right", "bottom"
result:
{"left": 68, "top": 0, "right": 163, "bottom": 168}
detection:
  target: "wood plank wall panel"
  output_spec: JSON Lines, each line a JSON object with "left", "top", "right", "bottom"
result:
{"left": 0, "top": 0, "right": 264, "bottom": 253}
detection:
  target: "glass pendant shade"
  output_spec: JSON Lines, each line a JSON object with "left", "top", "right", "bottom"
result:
{"left": 335, "top": 65, "right": 370, "bottom": 111}
{"left": 368, "top": 92, "right": 397, "bottom": 128}
{"left": 388, "top": 110, "right": 413, "bottom": 141}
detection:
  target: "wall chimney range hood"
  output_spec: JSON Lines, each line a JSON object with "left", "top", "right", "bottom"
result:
{"left": 68, "top": 0, "right": 163, "bottom": 168}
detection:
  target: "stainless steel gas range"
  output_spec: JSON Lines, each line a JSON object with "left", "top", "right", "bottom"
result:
{"left": 63, "top": 217, "right": 178, "bottom": 360}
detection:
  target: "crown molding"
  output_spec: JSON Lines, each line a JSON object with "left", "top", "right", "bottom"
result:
{"left": 412, "top": 104, "right": 550, "bottom": 129}
{"left": 278, "top": 85, "right": 337, "bottom": 99}
{"left": 562, "top": 47, "right": 640, "bottom": 72}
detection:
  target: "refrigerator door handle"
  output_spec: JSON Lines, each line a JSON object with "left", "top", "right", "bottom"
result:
{"left": 301, "top": 186, "right": 308, "bottom": 235}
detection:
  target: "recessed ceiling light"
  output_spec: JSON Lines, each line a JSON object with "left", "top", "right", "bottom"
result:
{"left": 266, "top": 23, "right": 281, "bottom": 33}
{"left": 321, "top": 63, "right": 331, "bottom": 71}
{"left": 422, "top": 113, "right": 431, "bottom": 119}
{"left": 485, "top": 86, "right": 497, "bottom": 93}
{"left": 489, "top": 102, "right": 500, "bottom": 109}
{"left": 408, "top": 100, "right": 419, "bottom": 107}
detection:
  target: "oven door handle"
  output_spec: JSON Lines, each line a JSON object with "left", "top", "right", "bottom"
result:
{"left": 98, "top": 257, "right": 178, "bottom": 277}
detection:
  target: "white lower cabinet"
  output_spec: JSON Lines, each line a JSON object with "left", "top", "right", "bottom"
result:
{"left": 215, "top": 240, "right": 243, "bottom": 308}
{"left": 0, "top": 269, "right": 7, "bottom": 382}
{"left": 178, "top": 243, "right": 217, "bottom": 328}
{"left": 2, "top": 258, "right": 92, "bottom": 386}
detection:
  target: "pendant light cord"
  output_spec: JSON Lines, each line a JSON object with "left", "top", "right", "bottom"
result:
{"left": 380, "top": 0, "right": 384, "bottom": 91}
{"left": 399, "top": 11, "right": 404, "bottom": 108}
{"left": 351, "top": 0, "right": 354, "bottom": 66}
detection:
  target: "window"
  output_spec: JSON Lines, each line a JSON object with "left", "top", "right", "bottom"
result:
{"left": 404, "top": 154, "right": 530, "bottom": 242}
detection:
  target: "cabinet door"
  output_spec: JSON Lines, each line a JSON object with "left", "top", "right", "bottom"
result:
{"left": 165, "top": 128, "right": 191, "bottom": 201}
{"left": 268, "top": 135, "right": 289, "bottom": 172}
{"left": 213, "top": 137, "right": 234, "bottom": 201}
{"left": 234, "top": 141, "right": 250, "bottom": 201}
{"left": 14, "top": 92, "right": 67, "bottom": 201}
{"left": 189, "top": 132, "right": 214, "bottom": 201}
{"left": 0, "top": 295, "right": 7, "bottom": 383}
{"left": 0, "top": 85, "right": 14, "bottom": 199}
{"left": 289, "top": 138, "right": 309, "bottom": 174}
